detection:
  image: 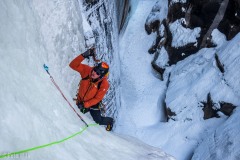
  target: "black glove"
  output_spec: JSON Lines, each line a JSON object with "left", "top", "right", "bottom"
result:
{"left": 80, "top": 108, "right": 89, "bottom": 114}
{"left": 77, "top": 102, "right": 84, "bottom": 109}
{"left": 77, "top": 102, "right": 89, "bottom": 114}
{"left": 89, "top": 47, "right": 95, "bottom": 55}
{"left": 82, "top": 48, "right": 95, "bottom": 59}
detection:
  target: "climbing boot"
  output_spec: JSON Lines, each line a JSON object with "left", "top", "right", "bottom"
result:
{"left": 106, "top": 123, "right": 113, "bottom": 131}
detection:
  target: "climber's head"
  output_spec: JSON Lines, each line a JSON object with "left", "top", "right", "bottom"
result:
{"left": 91, "top": 62, "right": 109, "bottom": 79}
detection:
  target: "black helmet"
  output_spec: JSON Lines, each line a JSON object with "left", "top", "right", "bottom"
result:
{"left": 93, "top": 62, "right": 109, "bottom": 77}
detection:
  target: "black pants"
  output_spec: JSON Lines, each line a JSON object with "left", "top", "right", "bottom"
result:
{"left": 90, "top": 104, "right": 113, "bottom": 125}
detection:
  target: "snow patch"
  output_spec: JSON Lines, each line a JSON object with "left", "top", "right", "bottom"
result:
{"left": 211, "top": 29, "right": 227, "bottom": 47}
{"left": 170, "top": 19, "right": 201, "bottom": 48}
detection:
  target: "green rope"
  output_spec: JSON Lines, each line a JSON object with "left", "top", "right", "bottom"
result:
{"left": 0, "top": 123, "right": 98, "bottom": 159}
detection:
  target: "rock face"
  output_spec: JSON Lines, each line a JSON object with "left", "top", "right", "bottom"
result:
{"left": 145, "top": 0, "right": 240, "bottom": 70}
{"left": 145, "top": 0, "right": 240, "bottom": 121}
{"left": 201, "top": 93, "right": 219, "bottom": 120}
{"left": 117, "top": 0, "right": 131, "bottom": 32}
{"left": 200, "top": 93, "right": 236, "bottom": 120}
{"left": 219, "top": 102, "right": 236, "bottom": 116}
{"left": 82, "top": 0, "right": 120, "bottom": 118}
{"left": 144, "top": 2, "right": 240, "bottom": 157}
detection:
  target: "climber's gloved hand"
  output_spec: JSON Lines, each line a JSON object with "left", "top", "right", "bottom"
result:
{"left": 82, "top": 47, "right": 95, "bottom": 59}
{"left": 77, "top": 102, "right": 84, "bottom": 109}
{"left": 89, "top": 47, "right": 95, "bottom": 56}
{"left": 80, "top": 107, "right": 89, "bottom": 114}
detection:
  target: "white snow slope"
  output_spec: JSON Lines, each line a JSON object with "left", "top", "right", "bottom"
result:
{"left": 0, "top": 0, "right": 174, "bottom": 160}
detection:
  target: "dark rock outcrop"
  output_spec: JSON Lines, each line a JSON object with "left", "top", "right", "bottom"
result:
{"left": 145, "top": 20, "right": 160, "bottom": 35}
{"left": 219, "top": 102, "right": 236, "bottom": 116}
{"left": 215, "top": 53, "right": 225, "bottom": 73}
{"left": 166, "top": 107, "right": 176, "bottom": 121}
{"left": 145, "top": 0, "right": 240, "bottom": 74}
{"left": 201, "top": 93, "right": 219, "bottom": 120}
{"left": 117, "top": 0, "right": 131, "bottom": 32}
{"left": 201, "top": 93, "right": 237, "bottom": 119}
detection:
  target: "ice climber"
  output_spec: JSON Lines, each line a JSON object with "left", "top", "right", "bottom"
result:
{"left": 69, "top": 48, "right": 113, "bottom": 131}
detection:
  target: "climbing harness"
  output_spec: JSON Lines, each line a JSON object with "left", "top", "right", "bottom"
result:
{"left": 43, "top": 64, "right": 88, "bottom": 127}
{"left": 74, "top": 75, "right": 107, "bottom": 116}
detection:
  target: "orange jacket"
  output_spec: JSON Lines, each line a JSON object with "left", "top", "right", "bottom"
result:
{"left": 69, "top": 54, "right": 109, "bottom": 108}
